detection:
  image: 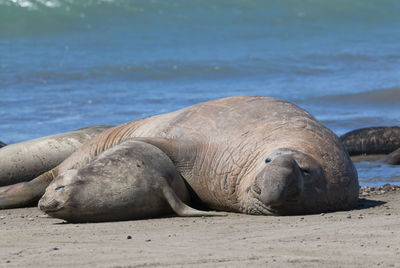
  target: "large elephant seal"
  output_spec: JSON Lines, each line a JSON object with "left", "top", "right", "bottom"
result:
{"left": 0, "top": 96, "right": 358, "bottom": 215}
{"left": 340, "top": 126, "right": 400, "bottom": 165}
{"left": 0, "top": 125, "right": 112, "bottom": 187}
{"left": 39, "top": 140, "right": 222, "bottom": 222}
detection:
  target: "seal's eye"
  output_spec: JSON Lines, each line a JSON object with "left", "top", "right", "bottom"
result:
{"left": 55, "top": 185, "right": 65, "bottom": 191}
{"left": 300, "top": 168, "right": 311, "bottom": 176}
{"left": 265, "top": 158, "right": 272, "bottom": 163}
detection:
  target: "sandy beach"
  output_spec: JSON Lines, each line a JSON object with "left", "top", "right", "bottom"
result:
{"left": 2, "top": 1, "right": 400, "bottom": 267}
{"left": 0, "top": 188, "right": 399, "bottom": 268}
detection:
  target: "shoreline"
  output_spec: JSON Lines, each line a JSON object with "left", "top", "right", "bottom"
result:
{"left": 360, "top": 183, "right": 400, "bottom": 196}
{"left": 1, "top": 190, "right": 400, "bottom": 267}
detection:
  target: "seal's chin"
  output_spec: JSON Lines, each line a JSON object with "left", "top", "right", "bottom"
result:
{"left": 247, "top": 184, "right": 302, "bottom": 216}
{"left": 42, "top": 206, "right": 65, "bottom": 214}
{"left": 246, "top": 188, "right": 280, "bottom": 215}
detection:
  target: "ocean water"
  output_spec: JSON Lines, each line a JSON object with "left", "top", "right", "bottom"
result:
{"left": 1, "top": 0, "right": 400, "bottom": 186}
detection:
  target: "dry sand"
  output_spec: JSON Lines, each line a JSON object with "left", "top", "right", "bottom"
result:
{"left": 1, "top": 191, "right": 400, "bottom": 268}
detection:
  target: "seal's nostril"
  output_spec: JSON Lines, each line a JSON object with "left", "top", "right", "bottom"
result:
{"left": 265, "top": 158, "right": 272, "bottom": 164}
{"left": 55, "top": 185, "right": 65, "bottom": 191}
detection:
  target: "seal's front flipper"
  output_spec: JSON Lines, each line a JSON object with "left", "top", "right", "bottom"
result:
{"left": 0, "top": 171, "right": 54, "bottom": 209}
{"left": 162, "top": 186, "right": 226, "bottom": 217}
{"left": 132, "top": 138, "right": 226, "bottom": 217}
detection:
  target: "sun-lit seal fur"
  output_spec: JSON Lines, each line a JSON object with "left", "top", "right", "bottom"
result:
{"left": 1, "top": 96, "right": 358, "bottom": 216}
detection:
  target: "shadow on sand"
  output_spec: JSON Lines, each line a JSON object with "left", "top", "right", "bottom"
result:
{"left": 356, "top": 197, "right": 386, "bottom": 210}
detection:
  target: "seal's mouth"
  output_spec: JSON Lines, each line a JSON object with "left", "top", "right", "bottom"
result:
{"left": 248, "top": 187, "right": 300, "bottom": 215}
{"left": 38, "top": 198, "right": 64, "bottom": 214}
{"left": 247, "top": 188, "right": 278, "bottom": 215}
{"left": 42, "top": 206, "right": 64, "bottom": 213}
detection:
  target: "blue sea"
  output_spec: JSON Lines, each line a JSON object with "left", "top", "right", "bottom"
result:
{"left": 1, "top": 0, "right": 399, "bottom": 186}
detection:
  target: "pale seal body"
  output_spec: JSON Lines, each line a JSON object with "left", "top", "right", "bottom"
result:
{"left": 0, "top": 126, "right": 112, "bottom": 186}
{"left": 1, "top": 96, "right": 358, "bottom": 215}
{"left": 39, "top": 140, "right": 220, "bottom": 222}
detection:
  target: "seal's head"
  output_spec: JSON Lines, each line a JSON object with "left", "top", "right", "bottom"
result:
{"left": 38, "top": 164, "right": 141, "bottom": 223}
{"left": 38, "top": 169, "right": 85, "bottom": 221}
{"left": 39, "top": 166, "right": 131, "bottom": 223}
{"left": 246, "top": 148, "right": 346, "bottom": 215}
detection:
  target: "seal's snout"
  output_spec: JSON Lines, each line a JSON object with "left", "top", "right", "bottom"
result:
{"left": 254, "top": 153, "right": 304, "bottom": 209}
{"left": 38, "top": 197, "right": 61, "bottom": 213}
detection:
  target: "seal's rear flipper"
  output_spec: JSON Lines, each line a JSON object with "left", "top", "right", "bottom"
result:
{"left": 162, "top": 186, "right": 226, "bottom": 217}
{"left": 0, "top": 171, "right": 54, "bottom": 209}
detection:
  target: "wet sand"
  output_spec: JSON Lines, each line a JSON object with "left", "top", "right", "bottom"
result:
{"left": 1, "top": 191, "right": 400, "bottom": 268}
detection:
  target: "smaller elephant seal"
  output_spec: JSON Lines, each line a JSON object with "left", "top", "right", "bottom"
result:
{"left": 38, "top": 140, "right": 222, "bottom": 222}
{"left": 340, "top": 126, "right": 400, "bottom": 165}
{"left": 0, "top": 141, "right": 6, "bottom": 148}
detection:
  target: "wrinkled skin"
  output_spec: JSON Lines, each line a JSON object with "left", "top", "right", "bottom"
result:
{"left": 1, "top": 96, "right": 359, "bottom": 215}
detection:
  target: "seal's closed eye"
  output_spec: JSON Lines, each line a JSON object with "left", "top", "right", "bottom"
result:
{"left": 300, "top": 168, "right": 311, "bottom": 176}
{"left": 55, "top": 186, "right": 65, "bottom": 191}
